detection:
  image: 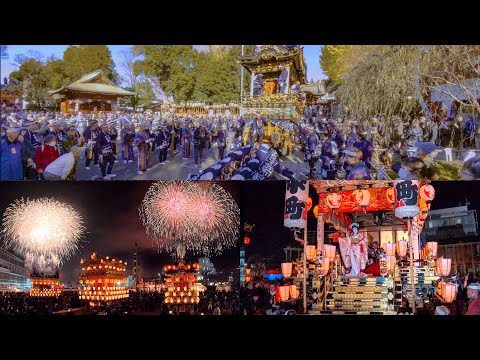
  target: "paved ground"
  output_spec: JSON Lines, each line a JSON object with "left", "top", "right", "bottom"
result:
{"left": 76, "top": 138, "right": 317, "bottom": 181}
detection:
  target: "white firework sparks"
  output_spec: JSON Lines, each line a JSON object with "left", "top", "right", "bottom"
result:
{"left": 139, "top": 181, "right": 240, "bottom": 256}
{"left": 2, "top": 197, "right": 84, "bottom": 270}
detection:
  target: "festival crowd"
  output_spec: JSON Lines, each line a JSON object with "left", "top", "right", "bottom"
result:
{"left": 2, "top": 109, "right": 480, "bottom": 181}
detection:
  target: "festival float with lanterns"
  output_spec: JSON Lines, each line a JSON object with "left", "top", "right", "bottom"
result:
{"left": 163, "top": 261, "right": 200, "bottom": 306}
{"left": 278, "top": 180, "right": 456, "bottom": 315}
{"left": 239, "top": 45, "right": 309, "bottom": 156}
{"left": 78, "top": 253, "right": 129, "bottom": 306}
{"left": 29, "top": 272, "right": 62, "bottom": 297}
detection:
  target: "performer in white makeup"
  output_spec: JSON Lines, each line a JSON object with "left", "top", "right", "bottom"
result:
{"left": 338, "top": 223, "right": 368, "bottom": 277}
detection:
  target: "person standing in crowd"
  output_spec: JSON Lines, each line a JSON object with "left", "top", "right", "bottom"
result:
{"left": 264, "top": 283, "right": 280, "bottom": 315}
{"left": 398, "top": 157, "right": 427, "bottom": 180}
{"left": 464, "top": 116, "right": 474, "bottom": 148}
{"left": 353, "top": 129, "right": 374, "bottom": 170}
{"left": 253, "top": 112, "right": 266, "bottom": 145}
{"left": 320, "top": 130, "right": 337, "bottom": 180}
{"left": 121, "top": 124, "right": 135, "bottom": 164}
{"left": 193, "top": 123, "right": 206, "bottom": 167}
{"left": 135, "top": 123, "right": 150, "bottom": 175}
{"left": 474, "top": 116, "right": 480, "bottom": 150}
{"left": 253, "top": 74, "right": 264, "bottom": 97}
{"left": 108, "top": 122, "right": 119, "bottom": 162}
{"left": 17, "top": 132, "right": 36, "bottom": 180}
{"left": 21, "top": 120, "right": 41, "bottom": 148}
{"left": 406, "top": 119, "right": 424, "bottom": 147}
{"left": 34, "top": 134, "right": 60, "bottom": 180}
{"left": 155, "top": 124, "right": 170, "bottom": 165}
{"left": 304, "top": 125, "right": 320, "bottom": 179}
{"left": 217, "top": 124, "right": 227, "bottom": 160}
{"left": 465, "top": 283, "right": 480, "bottom": 315}
{"left": 50, "top": 121, "right": 66, "bottom": 154}
{"left": 0, "top": 128, "right": 25, "bottom": 180}
{"left": 62, "top": 126, "right": 82, "bottom": 154}
{"left": 345, "top": 146, "right": 371, "bottom": 180}
{"left": 181, "top": 121, "right": 191, "bottom": 160}
{"left": 83, "top": 120, "right": 100, "bottom": 170}
{"left": 390, "top": 138, "right": 408, "bottom": 174}
{"left": 96, "top": 123, "right": 116, "bottom": 180}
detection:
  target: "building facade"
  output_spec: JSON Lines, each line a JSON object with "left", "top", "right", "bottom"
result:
{"left": 0, "top": 248, "right": 29, "bottom": 291}
{"left": 198, "top": 257, "right": 216, "bottom": 284}
{"left": 424, "top": 205, "right": 478, "bottom": 243}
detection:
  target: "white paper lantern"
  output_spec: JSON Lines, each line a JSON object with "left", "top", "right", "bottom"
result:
{"left": 394, "top": 180, "right": 420, "bottom": 219}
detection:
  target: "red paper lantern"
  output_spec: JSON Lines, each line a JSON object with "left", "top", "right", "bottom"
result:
{"left": 419, "top": 184, "right": 435, "bottom": 203}
{"left": 244, "top": 236, "right": 251, "bottom": 245}
{"left": 326, "top": 193, "right": 342, "bottom": 210}
{"left": 306, "top": 197, "right": 313, "bottom": 211}
{"left": 353, "top": 189, "right": 370, "bottom": 208}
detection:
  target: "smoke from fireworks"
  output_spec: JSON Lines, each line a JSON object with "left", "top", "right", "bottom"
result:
{"left": 2, "top": 197, "right": 84, "bottom": 271}
{"left": 139, "top": 181, "right": 240, "bottom": 256}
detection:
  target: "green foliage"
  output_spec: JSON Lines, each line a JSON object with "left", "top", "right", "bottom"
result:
{"left": 62, "top": 45, "right": 118, "bottom": 83}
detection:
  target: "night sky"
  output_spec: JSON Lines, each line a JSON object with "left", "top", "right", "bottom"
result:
{"left": 241, "top": 181, "right": 480, "bottom": 262}
{"left": 0, "top": 181, "right": 240, "bottom": 284}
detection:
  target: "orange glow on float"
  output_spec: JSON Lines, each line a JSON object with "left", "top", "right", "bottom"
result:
{"left": 306, "top": 197, "right": 313, "bottom": 211}
{"left": 326, "top": 193, "right": 342, "bottom": 210}
{"left": 78, "top": 253, "right": 129, "bottom": 306}
{"left": 353, "top": 189, "right": 371, "bottom": 208}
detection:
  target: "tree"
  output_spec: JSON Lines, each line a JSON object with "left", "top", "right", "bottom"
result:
{"left": 10, "top": 58, "right": 50, "bottom": 109}
{"left": 62, "top": 45, "right": 118, "bottom": 82}
{"left": 421, "top": 45, "right": 480, "bottom": 116}
{"left": 134, "top": 45, "right": 199, "bottom": 102}
{"left": 320, "top": 45, "right": 357, "bottom": 85}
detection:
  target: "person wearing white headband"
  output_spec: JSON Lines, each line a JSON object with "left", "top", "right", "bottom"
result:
{"left": 466, "top": 283, "right": 480, "bottom": 315}
{"left": 434, "top": 305, "right": 450, "bottom": 315}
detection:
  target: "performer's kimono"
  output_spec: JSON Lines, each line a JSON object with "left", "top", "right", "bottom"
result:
{"left": 338, "top": 232, "right": 368, "bottom": 277}
{"left": 121, "top": 130, "right": 135, "bottom": 161}
{"left": 135, "top": 130, "right": 150, "bottom": 171}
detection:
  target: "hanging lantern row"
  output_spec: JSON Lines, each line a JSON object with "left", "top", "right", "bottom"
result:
{"left": 436, "top": 258, "right": 452, "bottom": 277}
{"left": 277, "top": 284, "right": 300, "bottom": 302}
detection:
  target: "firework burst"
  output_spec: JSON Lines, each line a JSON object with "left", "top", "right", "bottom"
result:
{"left": 2, "top": 197, "right": 84, "bottom": 270}
{"left": 139, "top": 181, "right": 240, "bottom": 256}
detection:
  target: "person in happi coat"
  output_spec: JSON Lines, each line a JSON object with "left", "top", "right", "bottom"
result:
{"left": 83, "top": 120, "right": 100, "bottom": 170}
{"left": 135, "top": 123, "right": 151, "bottom": 174}
{"left": 50, "top": 121, "right": 66, "bottom": 154}
{"left": 181, "top": 122, "right": 192, "bottom": 159}
{"left": 0, "top": 127, "right": 25, "bottom": 180}
{"left": 193, "top": 123, "right": 206, "bottom": 167}
{"left": 108, "top": 122, "right": 119, "bottom": 162}
{"left": 155, "top": 124, "right": 170, "bottom": 165}
{"left": 121, "top": 124, "right": 135, "bottom": 163}
{"left": 217, "top": 124, "right": 227, "bottom": 160}
{"left": 96, "top": 123, "right": 116, "bottom": 180}
{"left": 34, "top": 134, "right": 60, "bottom": 180}
{"left": 253, "top": 74, "right": 264, "bottom": 97}
{"left": 304, "top": 125, "right": 320, "bottom": 179}
{"left": 345, "top": 146, "right": 372, "bottom": 180}
{"left": 20, "top": 120, "right": 41, "bottom": 148}
{"left": 353, "top": 129, "right": 374, "bottom": 170}
{"left": 62, "top": 126, "right": 82, "bottom": 154}
{"left": 338, "top": 223, "right": 368, "bottom": 277}
{"left": 253, "top": 112, "right": 266, "bottom": 145}
{"left": 17, "top": 132, "right": 36, "bottom": 180}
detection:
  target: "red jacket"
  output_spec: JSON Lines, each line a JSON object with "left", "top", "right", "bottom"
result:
{"left": 34, "top": 144, "right": 60, "bottom": 173}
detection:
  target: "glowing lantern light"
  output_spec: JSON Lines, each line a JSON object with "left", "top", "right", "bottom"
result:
{"left": 323, "top": 244, "right": 336, "bottom": 261}
{"left": 426, "top": 242, "right": 438, "bottom": 258}
{"left": 386, "top": 255, "right": 396, "bottom": 273}
{"left": 244, "top": 236, "right": 251, "bottom": 245}
{"left": 322, "top": 257, "right": 330, "bottom": 274}
{"left": 245, "top": 268, "right": 251, "bottom": 275}
{"left": 306, "top": 197, "right": 313, "bottom": 211}
{"left": 353, "top": 189, "right": 370, "bottom": 208}
{"left": 281, "top": 262, "right": 293, "bottom": 278}
{"left": 290, "top": 285, "right": 299, "bottom": 299}
{"left": 326, "top": 193, "right": 342, "bottom": 211}
{"left": 313, "top": 205, "right": 320, "bottom": 218}
{"left": 444, "top": 283, "right": 456, "bottom": 303}
{"left": 386, "top": 187, "right": 395, "bottom": 206}
{"left": 306, "top": 245, "right": 316, "bottom": 261}
{"left": 278, "top": 285, "right": 290, "bottom": 302}
{"left": 396, "top": 240, "right": 408, "bottom": 257}
{"left": 383, "top": 243, "right": 395, "bottom": 257}
{"left": 437, "top": 258, "right": 452, "bottom": 276}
